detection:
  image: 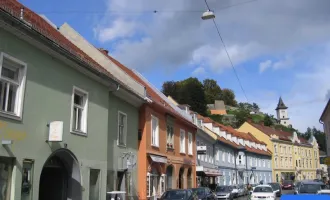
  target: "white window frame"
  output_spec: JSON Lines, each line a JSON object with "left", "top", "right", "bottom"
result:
{"left": 188, "top": 132, "right": 193, "bottom": 155}
{"left": 70, "top": 86, "right": 89, "bottom": 135}
{"left": 151, "top": 115, "right": 159, "bottom": 147}
{"left": 117, "top": 111, "right": 127, "bottom": 146}
{"left": 166, "top": 124, "right": 174, "bottom": 149}
{"left": 227, "top": 152, "right": 230, "bottom": 163}
{"left": 216, "top": 149, "right": 219, "bottom": 161}
{"left": 180, "top": 129, "right": 186, "bottom": 154}
{"left": 0, "top": 52, "right": 27, "bottom": 120}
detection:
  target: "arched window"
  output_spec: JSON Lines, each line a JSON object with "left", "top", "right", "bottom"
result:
{"left": 166, "top": 165, "right": 173, "bottom": 190}
{"left": 187, "top": 168, "right": 192, "bottom": 188}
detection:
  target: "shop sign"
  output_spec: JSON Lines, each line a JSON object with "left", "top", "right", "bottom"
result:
{"left": 48, "top": 121, "right": 63, "bottom": 142}
{"left": 183, "top": 158, "right": 193, "bottom": 165}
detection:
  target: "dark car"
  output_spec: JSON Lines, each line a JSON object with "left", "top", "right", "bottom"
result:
{"left": 294, "top": 181, "right": 326, "bottom": 195}
{"left": 159, "top": 189, "right": 197, "bottom": 200}
{"left": 268, "top": 182, "right": 282, "bottom": 197}
{"left": 282, "top": 180, "right": 294, "bottom": 190}
{"left": 215, "top": 186, "right": 234, "bottom": 200}
{"left": 191, "top": 187, "right": 216, "bottom": 200}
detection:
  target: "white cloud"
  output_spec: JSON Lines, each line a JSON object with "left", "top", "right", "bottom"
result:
{"left": 191, "top": 67, "right": 206, "bottom": 76}
{"left": 95, "top": 19, "right": 137, "bottom": 42}
{"left": 259, "top": 60, "right": 272, "bottom": 73}
{"left": 94, "top": 0, "right": 330, "bottom": 72}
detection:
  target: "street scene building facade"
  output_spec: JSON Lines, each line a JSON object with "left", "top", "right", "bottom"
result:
{"left": 239, "top": 121, "right": 320, "bottom": 182}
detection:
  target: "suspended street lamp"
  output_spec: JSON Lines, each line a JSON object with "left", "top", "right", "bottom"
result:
{"left": 201, "top": 9, "right": 215, "bottom": 20}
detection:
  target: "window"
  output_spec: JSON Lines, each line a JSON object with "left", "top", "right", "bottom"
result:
{"left": 89, "top": 169, "right": 100, "bottom": 200}
{"left": 151, "top": 115, "right": 159, "bottom": 147}
{"left": 188, "top": 132, "right": 193, "bottom": 155}
{"left": 228, "top": 152, "right": 230, "bottom": 163}
{"left": 232, "top": 154, "right": 234, "bottom": 163}
{"left": 222, "top": 151, "right": 225, "bottom": 161}
{"left": 239, "top": 155, "right": 242, "bottom": 164}
{"left": 197, "top": 141, "right": 201, "bottom": 160}
{"left": 22, "top": 159, "right": 34, "bottom": 200}
{"left": 0, "top": 53, "right": 27, "bottom": 119}
{"left": 274, "top": 144, "right": 277, "bottom": 153}
{"left": 263, "top": 159, "right": 266, "bottom": 167}
{"left": 197, "top": 120, "right": 202, "bottom": 127}
{"left": 166, "top": 124, "right": 174, "bottom": 149}
{"left": 216, "top": 149, "right": 219, "bottom": 161}
{"left": 117, "top": 111, "right": 127, "bottom": 146}
{"left": 180, "top": 129, "right": 185, "bottom": 153}
{"left": 71, "top": 86, "right": 88, "bottom": 134}
{"left": 250, "top": 157, "right": 252, "bottom": 166}
{"left": 275, "top": 157, "right": 278, "bottom": 167}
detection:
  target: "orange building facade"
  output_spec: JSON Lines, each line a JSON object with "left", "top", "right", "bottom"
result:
{"left": 138, "top": 103, "right": 197, "bottom": 199}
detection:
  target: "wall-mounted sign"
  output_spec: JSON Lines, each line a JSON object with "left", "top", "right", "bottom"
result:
{"left": 197, "top": 146, "right": 207, "bottom": 155}
{"left": 48, "top": 121, "right": 63, "bottom": 142}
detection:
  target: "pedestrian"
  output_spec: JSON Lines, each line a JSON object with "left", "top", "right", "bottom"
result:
{"left": 247, "top": 184, "right": 253, "bottom": 200}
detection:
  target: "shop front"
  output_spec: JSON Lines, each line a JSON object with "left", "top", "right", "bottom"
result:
{"left": 196, "top": 166, "right": 222, "bottom": 188}
{"left": 147, "top": 154, "right": 168, "bottom": 200}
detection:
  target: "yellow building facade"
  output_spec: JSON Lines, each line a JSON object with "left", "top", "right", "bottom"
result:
{"left": 239, "top": 122, "right": 320, "bottom": 182}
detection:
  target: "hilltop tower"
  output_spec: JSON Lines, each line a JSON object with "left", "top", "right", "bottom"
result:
{"left": 275, "top": 97, "right": 290, "bottom": 127}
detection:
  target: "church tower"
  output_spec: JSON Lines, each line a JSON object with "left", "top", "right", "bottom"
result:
{"left": 275, "top": 97, "right": 290, "bottom": 127}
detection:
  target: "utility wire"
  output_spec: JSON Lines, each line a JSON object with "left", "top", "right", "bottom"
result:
{"left": 205, "top": 1, "right": 249, "bottom": 102}
{"left": 36, "top": 0, "right": 257, "bottom": 15}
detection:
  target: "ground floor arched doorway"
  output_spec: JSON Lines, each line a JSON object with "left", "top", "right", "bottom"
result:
{"left": 39, "top": 149, "right": 81, "bottom": 200}
{"left": 187, "top": 168, "right": 192, "bottom": 188}
{"left": 166, "top": 165, "right": 174, "bottom": 190}
{"left": 179, "top": 167, "right": 184, "bottom": 189}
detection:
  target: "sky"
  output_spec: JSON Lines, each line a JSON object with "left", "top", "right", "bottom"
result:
{"left": 20, "top": 0, "right": 330, "bottom": 132}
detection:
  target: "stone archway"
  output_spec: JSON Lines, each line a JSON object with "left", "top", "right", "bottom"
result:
{"left": 39, "top": 148, "right": 81, "bottom": 200}
{"left": 187, "top": 168, "right": 192, "bottom": 188}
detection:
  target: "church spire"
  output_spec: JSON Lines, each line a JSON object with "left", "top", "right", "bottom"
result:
{"left": 275, "top": 97, "right": 288, "bottom": 110}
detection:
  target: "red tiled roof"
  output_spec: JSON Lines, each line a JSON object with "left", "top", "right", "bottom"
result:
{"left": 248, "top": 122, "right": 311, "bottom": 145}
{"left": 102, "top": 51, "right": 196, "bottom": 128}
{"left": 0, "top": 0, "right": 136, "bottom": 92}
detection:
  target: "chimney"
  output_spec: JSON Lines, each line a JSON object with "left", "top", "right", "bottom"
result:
{"left": 98, "top": 48, "right": 109, "bottom": 55}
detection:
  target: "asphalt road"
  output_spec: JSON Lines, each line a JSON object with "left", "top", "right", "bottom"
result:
{"left": 236, "top": 190, "right": 294, "bottom": 200}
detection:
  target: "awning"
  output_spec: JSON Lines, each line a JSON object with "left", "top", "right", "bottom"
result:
{"left": 149, "top": 154, "right": 167, "bottom": 164}
{"left": 196, "top": 166, "right": 222, "bottom": 177}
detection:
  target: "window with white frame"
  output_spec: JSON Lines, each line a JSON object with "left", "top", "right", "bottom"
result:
{"left": 227, "top": 152, "right": 230, "bottom": 163}
{"left": 232, "top": 154, "right": 234, "bottom": 163}
{"left": 166, "top": 124, "right": 174, "bottom": 149}
{"left": 222, "top": 151, "right": 225, "bottom": 162}
{"left": 250, "top": 157, "right": 252, "bottom": 166}
{"left": 216, "top": 149, "right": 219, "bottom": 161}
{"left": 188, "top": 132, "right": 193, "bottom": 155}
{"left": 263, "top": 159, "right": 266, "bottom": 167}
{"left": 180, "top": 129, "right": 185, "bottom": 153}
{"left": 117, "top": 111, "right": 127, "bottom": 146}
{"left": 71, "top": 87, "right": 88, "bottom": 134}
{"left": 151, "top": 115, "right": 159, "bottom": 147}
{"left": 0, "top": 53, "right": 27, "bottom": 118}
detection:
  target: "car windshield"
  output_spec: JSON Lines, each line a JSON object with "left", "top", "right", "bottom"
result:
{"left": 268, "top": 183, "right": 280, "bottom": 190}
{"left": 191, "top": 188, "right": 205, "bottom": 196}
{"left": 216, "top": 186, "right": 231, "bottom": 192}
{"left": 162, "top": 190, "right": 187, "bottom": 199}
{"left": 299, "top": 184, "right": 322, "bottom": 194}
{"left": 283, "top": 180, "right": 293, "bottom": 185}
{"left": 254, "top": 187, "right": 273, "bottom": 193}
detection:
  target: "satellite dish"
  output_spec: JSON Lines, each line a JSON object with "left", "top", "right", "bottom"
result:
{"left": 201, "top": 10, "right": 215, "bottom": 20}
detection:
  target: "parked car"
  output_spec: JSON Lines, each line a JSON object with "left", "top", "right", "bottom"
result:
{"left": 282, "top": 180, "right": 294, "bottom": 190}
{"left": 294, "top": 181, "right": 326, "bottom": 195}
{"left": 215, "top": 186, "right": 234, "bottom": 200}
{"left": 231, "top": 185, "right": 239, "bottom": 198}
{"left": 267, "top": 182, "right": 282, "bottom": 197}
{"left": 251, "top": 185, "right": 276, "bottom": 200}
{"left": 159, "top": 189, "right": 197, "bottom": 200}
{"left": 251, "top": 184, "right": 259, "bottom": 191}
{"left": 237, "top": 184, "right": 246, "bottom": 196}
{"left": 191, "top": 187, "right": 216, "bottom": 200}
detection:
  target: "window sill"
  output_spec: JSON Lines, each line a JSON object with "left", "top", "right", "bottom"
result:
{"left": 117, "top": 144, "right": 127, "bottom": 148}
{"left": 180, "top": 152, "right": 186, "bottom": 155}
{"left": 71, "top": 130, "right": 87, "bottom": 137}
{"left": 167, "top": 147, "right": 174, "bottom": 151}
{"left": 151, "top": 144, "right": 159, "bottom": 149}
{"left": 188, "top": 153, "right": 193, "bottom": 156}
{"left": 0, "top": 111, "right": 22, "bottom": 122}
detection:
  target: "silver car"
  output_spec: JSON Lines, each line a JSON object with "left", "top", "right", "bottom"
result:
{"left": 215, "top": 186, "right": 234, "bottom": 200}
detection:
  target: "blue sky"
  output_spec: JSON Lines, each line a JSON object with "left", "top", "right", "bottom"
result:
{"left": 20, "top": 0, "right": 330, "bottom": 132}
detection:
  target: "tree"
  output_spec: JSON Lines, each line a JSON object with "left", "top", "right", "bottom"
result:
{"left": 177, "top": 78, "right": 208, "bottom": 115}
{"left": 221, "top": 89, "right": 237, "bottom": 107}
{"left": 301, "top": 127, "right": 327, "bottom": 152}
{"left": 203, "top": 79, "right": 222, "bottom": 104}
{"left": 252, "top": 103, "right": 260, "bottom": 112}
{"left": 162, "top": 81, "right": 179, "bottom": 100}
{"left": 231, "top": 107, "right": 251, "bottom": 128}
{"left": 264, "top": 114, "right": 274, "bottom": 126}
